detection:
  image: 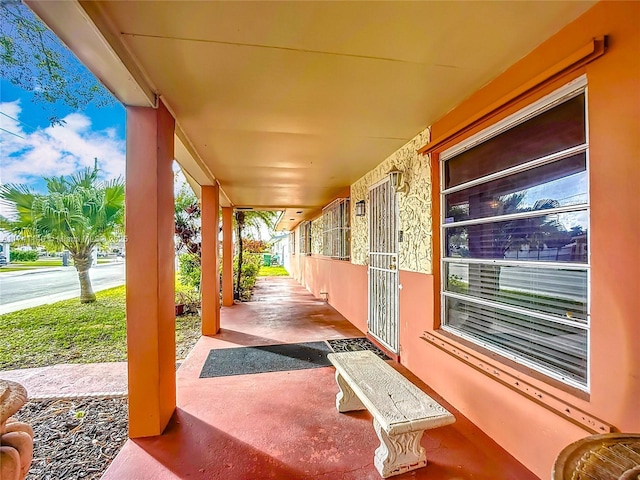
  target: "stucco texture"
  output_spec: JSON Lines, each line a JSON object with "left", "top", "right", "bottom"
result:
{"left": 311, "top": 218, "right": 323, "bottom": 255}
{"left": 350, "top": 128, "right": 432, "bottom": 274}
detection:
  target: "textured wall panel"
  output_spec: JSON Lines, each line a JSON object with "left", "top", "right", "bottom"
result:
{"left": 351, "top": 128, "right": 432, "bottom": 274}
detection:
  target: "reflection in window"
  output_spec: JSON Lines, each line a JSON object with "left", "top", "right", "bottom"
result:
{"left": 445, "top": 153, "right": 587, "bottom": 222}
{"left": 446, "top": 212, "right": 588, "bottom": 263}
{"left": 440, "top": 81, "right": 590, "bottom": 390}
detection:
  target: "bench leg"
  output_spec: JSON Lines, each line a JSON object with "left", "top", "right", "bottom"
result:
{"left": 373, "top": 419, "right": 427, "bottom": 478}
{"left": 335, "top": 371, "right": 365, "bottom": 412}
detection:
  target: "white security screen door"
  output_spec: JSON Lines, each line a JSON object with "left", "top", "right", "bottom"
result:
{"left": 368, "top": 179, "right": 399, "bottom": 353}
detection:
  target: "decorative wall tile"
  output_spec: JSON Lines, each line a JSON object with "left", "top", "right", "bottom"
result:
{"left": 350, "top": 128, "right": 433, "bottom": 274}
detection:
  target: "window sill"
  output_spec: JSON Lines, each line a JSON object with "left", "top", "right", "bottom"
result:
{"left": 421, "top": 330, "right": 612, "bottom": 434}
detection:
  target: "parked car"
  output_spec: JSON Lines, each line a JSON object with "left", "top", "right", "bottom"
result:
{"left": 0, "top": 255, "right": 7, "bottom": 267}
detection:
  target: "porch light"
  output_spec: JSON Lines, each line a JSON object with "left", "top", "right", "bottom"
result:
{"left": 355, "top": 200, "right": 366, "bottom": 217}
{"left": 387, "top": 165, "right": 407, "bottom": 193}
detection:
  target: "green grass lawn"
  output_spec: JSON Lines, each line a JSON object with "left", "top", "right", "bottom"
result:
{"left": 0, "top": 259, "right": 116, "bottom": 273}
{"left": 258, "top": 265, "right": 289, "bottom": 276}
{"left": 0, "top": 286, "right": 200, "bottom": 370}
{"left": 0, "top": 260, "right": 66, "bottom": 272}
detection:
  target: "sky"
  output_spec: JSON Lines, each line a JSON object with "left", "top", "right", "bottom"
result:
{"left": 0, "top": 79, "right": 126, "bottom": 188}
{"left": 0, "top": 30, "right": 193, "bottom": 228}
{"left": 0, "top": 1, "right": 127, "bottom": 222}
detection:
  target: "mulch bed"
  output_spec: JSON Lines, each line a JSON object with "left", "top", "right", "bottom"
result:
{"left": 13, "top": 397, "right": 128, "bottom": 480}
{"left": 176, "top": 313, "right": 201, "bottom": 361}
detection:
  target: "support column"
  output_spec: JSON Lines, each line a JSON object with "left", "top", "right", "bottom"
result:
{"left": 125, "top": 100, "right": 176, "bottom": 438}
{"left": 201, "top": 184, "right": 220, "bottom": 335}
{"left": 222, "top": 207, "right": 234, "bottom": 307}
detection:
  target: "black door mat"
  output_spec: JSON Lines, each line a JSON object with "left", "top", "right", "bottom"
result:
{"left": 199, "top": 341, "right": 333, "bottom": 378}
{"left": 326, "top": 337, "right": 390, "bottom": 360}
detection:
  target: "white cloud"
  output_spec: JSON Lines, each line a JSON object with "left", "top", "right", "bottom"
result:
{"left": 0, "top": 100, "right": 125, "bottom": 187}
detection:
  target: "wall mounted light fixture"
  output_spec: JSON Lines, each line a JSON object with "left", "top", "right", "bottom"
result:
{"left": 387, "top": 165, "right": 408, "bottom": 193}
{"left": 355, "top": 200, "right": 366, "bottom": 217}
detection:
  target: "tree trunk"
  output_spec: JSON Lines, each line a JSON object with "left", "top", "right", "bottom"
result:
{"left": 73, "top": 253, "right": 96, "bottom": 303}
{"left": 234, "top": 211, "right": 245, "bottom": 300}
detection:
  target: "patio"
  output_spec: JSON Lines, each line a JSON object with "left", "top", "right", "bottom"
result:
{"left": 102, "top": 276, "right": 537, "bottom": 479}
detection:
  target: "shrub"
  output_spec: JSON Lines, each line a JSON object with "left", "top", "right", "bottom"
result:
{"left": 243, "top": 239, "right": 268, "bottom": 253}
{"left": 175, "top": 279, "right": 200, "bottom": 313}
{"left": 234, "top": 253, "right": 262, "bottom": 300}
{"left": 10, "top": 250, "right": 39, "bottom": 262}
{"left": 178, "top": 253, "right": 201, "bottom": 290}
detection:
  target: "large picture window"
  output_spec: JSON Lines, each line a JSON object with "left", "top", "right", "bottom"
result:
{"left": 323, "top": 198, "right": 350, "bottom": 260}
{"left": 440, "top": 77, "right": 589, "bottom": 390}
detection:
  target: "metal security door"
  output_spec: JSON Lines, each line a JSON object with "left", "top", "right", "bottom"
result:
{"left": 368, "top": 179, "right": 399, "bottom": 353}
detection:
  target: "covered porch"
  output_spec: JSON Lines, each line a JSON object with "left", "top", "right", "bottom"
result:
{"left": 102, "top": 276, "right": 537, "bottom": 479}
{"left": 22, "top": 1, "right": 640, "bottom": 478}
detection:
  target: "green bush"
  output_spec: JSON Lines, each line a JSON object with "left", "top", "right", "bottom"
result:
{"left": 235, "top": 253, "right": 262, "bottom": 300}
{"left": 243, "top": 239, "right": 268, "bottom": 253}
{"left": 10, "top": 250, "right": 39, "bottom": 262}
{"left": 175, "top": 279, "right": 200, "bottom": 313}
{"left": 178, "top": 253, "right": 201, "bottom": 290}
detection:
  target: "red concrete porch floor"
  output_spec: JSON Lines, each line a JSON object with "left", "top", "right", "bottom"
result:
{"left": 102, "top": 277, "right": 538, "bottom": 480}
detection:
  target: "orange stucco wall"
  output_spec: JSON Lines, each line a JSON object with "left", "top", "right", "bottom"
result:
{"left": 289, "top": 250, "right": 368, "bottom": 334}
{"left": 125, "top": 101, "right": 176, "bottom": 438}
{"left": 418, "top": 2, "right": 640, "bottom": 477}
{"left": 291, "top": 2, "right": 639, "bottom": 477}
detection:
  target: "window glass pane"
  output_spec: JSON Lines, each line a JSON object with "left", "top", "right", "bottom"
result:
{"left": 445, "top": 296, "right": 587, "bottom": 384}
{"left": 445, "top": 94, "right": 586, "bottom": 188}
{"left": 445, "top": 263, "right": 587, "bottom": 322}
{"left": 445, "top": 153, "right": 587, "bottom": 222}
{"left": 445, "top": 211, "right": 588, "bottom": 263}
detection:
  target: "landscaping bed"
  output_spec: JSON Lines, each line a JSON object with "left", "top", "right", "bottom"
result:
{"left": 13, "top": 396, "right": 128, "bottom": 480}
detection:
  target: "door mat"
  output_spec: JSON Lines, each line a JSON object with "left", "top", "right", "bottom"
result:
{"left": 199, "top": 341, "right": 333, "bottom": 378}
{"left": 326, "top": 337, "right": 390, "bottom": 360}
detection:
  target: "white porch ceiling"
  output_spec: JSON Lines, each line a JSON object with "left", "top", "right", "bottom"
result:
{"left": 28, "top": 0, "right": 596, "bottom": 230}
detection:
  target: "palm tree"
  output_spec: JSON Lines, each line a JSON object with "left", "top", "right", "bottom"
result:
{"left": 234, "top": 210, "right": 278, "bottom": 300}
{"left": 0, "top": 163, "right": 124, "bottom": 303}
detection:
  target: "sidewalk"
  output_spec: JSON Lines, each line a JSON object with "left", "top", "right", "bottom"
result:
{"left": 0, "top": 362, "right": 128, "bottom": 400}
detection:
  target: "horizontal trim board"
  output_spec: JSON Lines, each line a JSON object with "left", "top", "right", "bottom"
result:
{"left": 421, "top": 332, "right": 612, "bottom": 434}
{"left": 419, "top": 37, "right": 605, "bottom": 156}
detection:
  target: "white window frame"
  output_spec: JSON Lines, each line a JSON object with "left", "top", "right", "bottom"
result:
{"left": 439, "top": 75, "right": 590, "bottom": 391}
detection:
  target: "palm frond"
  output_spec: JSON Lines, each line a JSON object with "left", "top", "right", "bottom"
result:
{"left": 1, "top": 160, "right": 124, "bottom": 252}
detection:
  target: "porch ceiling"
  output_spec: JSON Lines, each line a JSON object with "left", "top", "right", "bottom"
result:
{"left": 29, "top": 0, "right": 595, "bottom": 229}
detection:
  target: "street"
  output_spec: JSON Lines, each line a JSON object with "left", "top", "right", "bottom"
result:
{"left": 0, "top": 262, "right": 125, "bottom": 314}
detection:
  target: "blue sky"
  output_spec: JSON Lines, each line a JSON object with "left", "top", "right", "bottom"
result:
{"left": 0, "top": 78, "right": 126, "bottom": 192}
{"left": 1, "top": 2, "right": 126, "bottom": 206}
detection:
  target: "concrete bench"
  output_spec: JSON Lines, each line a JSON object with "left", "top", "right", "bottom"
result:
{"left": 327, "top": 350, "right": 455, "bottom": 478}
